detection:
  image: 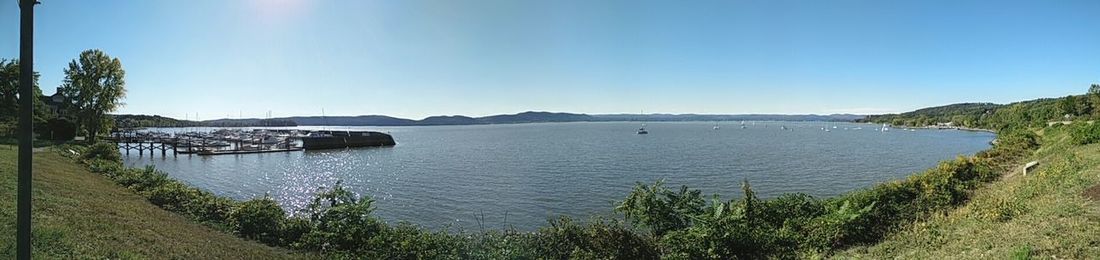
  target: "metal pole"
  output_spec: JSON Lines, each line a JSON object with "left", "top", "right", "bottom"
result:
{"left": 18, "top": 0, "right": 37, "bottom": 259}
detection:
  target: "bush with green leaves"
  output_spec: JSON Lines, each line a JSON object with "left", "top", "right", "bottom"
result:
{"left": 611, "top": 152, "right": 1005, "bottom": 258}
{"left": 81, "top": 142, "right": 120, "bottom": 162}
{"left": 1069, "top": 121, "right": 1100, "bottom": 145}
{"left": 229, "top": 197, "right": 286, "bottom": 245}
{"left": 530, "top": 217, "right": 657, "bottom": 259}
{"left": 295, "top": 182, "right": 385, "bottom": 252}
{"left": 615, "top": 180, "right": 704, "bottom": 237}
{"left": 978, "top": 127, "right": 1039, "bottom": 172}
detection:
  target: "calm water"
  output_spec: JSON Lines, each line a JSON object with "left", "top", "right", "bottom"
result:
{"left": 122, "top": 122, "right": 994, "bottom": 231}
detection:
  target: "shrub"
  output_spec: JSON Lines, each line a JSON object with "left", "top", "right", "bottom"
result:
{"left": 1069, "top": 121, "right": 1100, "bottom": 145}
{"left": 367, "top": 223, "right": 468, "bottom": 259}
{"left": 145, "top": 181, "right": 198, "bottom": 212}
{"left": 758, "top": 193, "right": 825, "bottom": 227}
{"left": 615, "top": 180, "right": 704, "bottom": 237}
{"left": 230, "top": 197, "right": 286, "bottom": 245}
{"left": 117, "top": 166, "right": 172, "bottom": 192}
{"left": 281, "top": 217, "right": 312, "bottom": 248}
{"left": 82, "top": 142, "right": 120, "bottom": 162}
{"left": 297, "top": 182, "right": 385, "bottom": 252}
{"left": 186, "top": 192, "right": 235, "bottom": 224}
{"left": 43, "top": 118, "right": 77, "bottom": 141}
{"left": 86, "top": 158, "right": 124, "bottom": 175}
{"left": 802, "top": 200, "right": 875, "bottom": 250}
{"left": 532, "top": 217, "right": 657, "bottom": 259}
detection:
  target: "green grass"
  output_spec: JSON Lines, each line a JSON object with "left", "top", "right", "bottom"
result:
{"left": 0, "top": 145, "right": 305, "bottom": 259}
{"left": 838, "top": 127, "right": 1100, "bottom": 259}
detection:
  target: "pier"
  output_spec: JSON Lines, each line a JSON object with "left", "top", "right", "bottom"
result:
{"left": 108, "top": 129, "right": 305, "bottom": 157}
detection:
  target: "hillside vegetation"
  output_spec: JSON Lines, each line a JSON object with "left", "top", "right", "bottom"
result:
{"left": 862, "top": 84, "right": 1100, "bottom": 130}
{"left": 840, "top": 124, "right": 1100, "bottom": 259}
{"left": 0, "top": 146, "right": 301, "bottom": 259}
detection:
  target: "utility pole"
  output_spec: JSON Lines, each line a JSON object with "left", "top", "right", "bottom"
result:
{"left": 18, "top": 0, "right": 39, "bottom": 259}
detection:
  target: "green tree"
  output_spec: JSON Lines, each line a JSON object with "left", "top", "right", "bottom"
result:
{"left": 60, "top": 50, "right": 126, "bottom": 142}
{"left": 0, "top": 58, "right": 51, "bottom": 136}
{"left": 1088, "top": 84, "right": 1100, "bottom": 118}
{"left": 1076, "top": 96, "right": 1094, "bottom": 117}
{"left": 1058, "top": 95, "right": 1077, "bottom": 117}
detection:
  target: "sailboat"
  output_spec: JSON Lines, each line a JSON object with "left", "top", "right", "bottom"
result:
{"left": 637, "top": 123, "right": 648, "bottom": 135}
{"left": 713, "top": 122, "right": 720, "bottom": 130}
{"left": 881, "top": 123, "right": 889, "bottom": 132}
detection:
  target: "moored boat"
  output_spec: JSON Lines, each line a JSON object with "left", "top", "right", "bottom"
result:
{"left": 302, "top": 131, "right": 396, "bottom": 150}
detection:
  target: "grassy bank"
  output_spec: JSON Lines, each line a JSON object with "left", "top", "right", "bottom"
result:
{"left": 0, "top": 145, "right": 301, "bottom": 259}
{"left": 839, "top": 125, "right": 1100, "bottom": 258}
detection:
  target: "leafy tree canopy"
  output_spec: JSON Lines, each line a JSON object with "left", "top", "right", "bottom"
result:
{"left": 60, "top": 50, "right": 126, "bottom": 142}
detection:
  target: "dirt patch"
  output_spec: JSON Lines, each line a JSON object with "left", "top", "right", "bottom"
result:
{"left": 1084, "top": 184, "right": 1100, "bottom": 202}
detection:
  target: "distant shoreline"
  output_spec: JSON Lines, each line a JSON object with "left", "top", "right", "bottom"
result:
{"left": 126, "top": 120, "right": 880, "bottom": 129}
{"left": 114, "top": 111, "right": 866, "bottom": 128}
{"left": 917, "top": 125, "right": 997, "bottom": 133}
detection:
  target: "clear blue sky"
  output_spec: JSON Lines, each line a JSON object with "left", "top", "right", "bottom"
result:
{"left": 2, "top": 0, "right": 1099, "bottom": 120}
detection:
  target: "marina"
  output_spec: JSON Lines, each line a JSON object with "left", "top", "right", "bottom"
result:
{"left": 109, "top": 129, "right": 395, "bottom": 156}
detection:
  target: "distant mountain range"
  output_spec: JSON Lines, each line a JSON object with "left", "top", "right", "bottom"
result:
{"left": 118, "top": 111, "right": 864, "bottom": 127}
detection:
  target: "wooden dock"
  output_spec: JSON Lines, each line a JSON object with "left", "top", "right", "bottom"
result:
{"left": 108, "top": 131, "right": 302, "bottom": 157}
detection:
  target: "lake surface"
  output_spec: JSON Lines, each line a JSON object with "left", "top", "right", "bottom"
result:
{"left": 122, "top": 121, "right": 994, "bottom": 231}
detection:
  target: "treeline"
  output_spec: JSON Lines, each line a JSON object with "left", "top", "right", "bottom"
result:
{"left": 113, "top": 114, "right": 297, "bottom": 128}
{"left": 113, "top": 114, "right": 202, "bottom": 128}
{"left": 205, "top": 119, "right": 297, "bottom": 127}
{"left": 861, "top": 84, "right": 1100, "bottom": 131}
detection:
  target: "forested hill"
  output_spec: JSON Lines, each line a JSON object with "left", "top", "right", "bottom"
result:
{"left": 113, "top": 114, "right": 200, "bottom": 128}
{"left": 862, "top": 85, "right": 1100, "bottom": 131}
{"left": 112, "top": 114, "right": 297, "bottom": 128}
